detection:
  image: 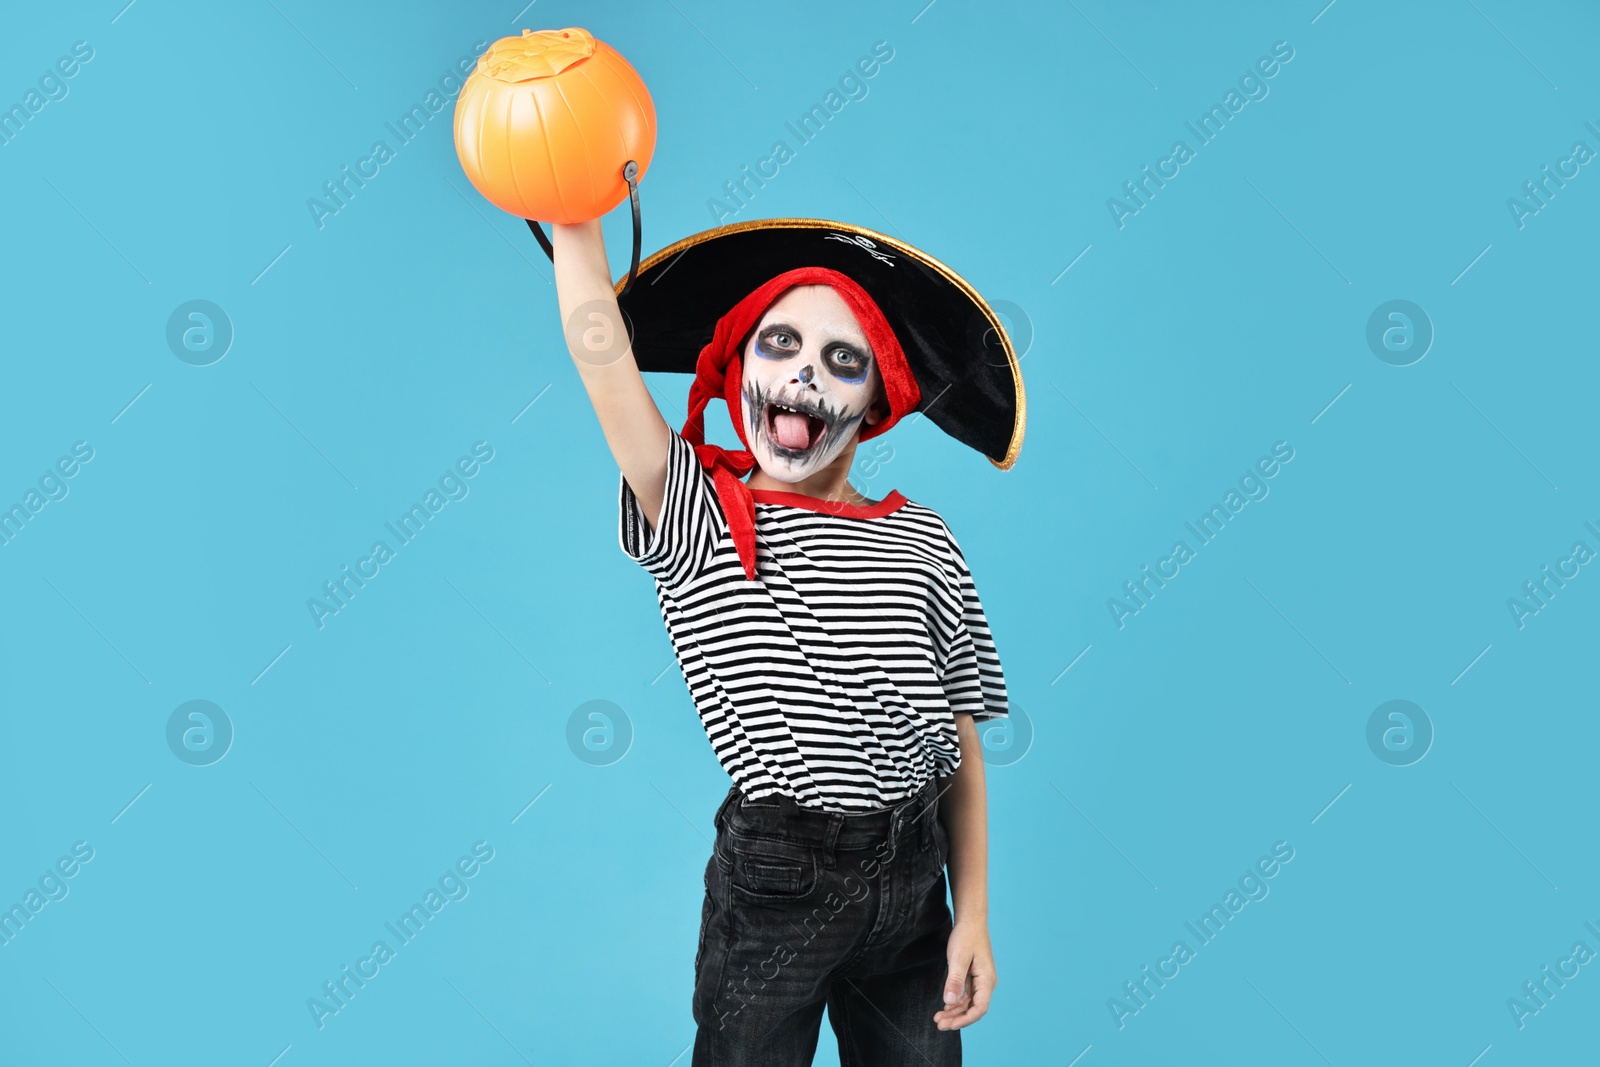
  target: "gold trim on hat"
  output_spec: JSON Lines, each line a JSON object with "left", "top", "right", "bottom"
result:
{"left": 615, "top": 217, "right": 1026, "bottom": 470}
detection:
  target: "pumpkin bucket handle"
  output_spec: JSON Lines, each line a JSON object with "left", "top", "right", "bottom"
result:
{"left": 524, "top": 159, "right": 644, "bottom": 295}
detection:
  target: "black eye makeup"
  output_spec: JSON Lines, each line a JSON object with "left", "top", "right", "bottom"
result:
{"left": 823, "top": 345, "right": 871, "bottom": 384}
{"left": 752, "top": 323, "right": 872, "bottom": 384}
{"left": 754, "top": 325, "right": 800, "bottom": 359}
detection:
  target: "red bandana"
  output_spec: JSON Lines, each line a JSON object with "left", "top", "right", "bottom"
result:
{"left": 680, "top": 267, "right": 921, "bottom": 581}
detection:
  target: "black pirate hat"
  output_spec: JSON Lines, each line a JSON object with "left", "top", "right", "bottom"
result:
{"left": 611, "top": 218, "right": 1026, "bottom": 469}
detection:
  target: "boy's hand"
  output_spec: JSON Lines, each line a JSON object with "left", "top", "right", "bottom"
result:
{"left": 934, "top": 918, "right": 996, "bottom": 1030}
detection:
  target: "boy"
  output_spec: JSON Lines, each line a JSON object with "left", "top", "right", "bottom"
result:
{"left": 551, "top": 215, "right": 1022, "bottom": 1066}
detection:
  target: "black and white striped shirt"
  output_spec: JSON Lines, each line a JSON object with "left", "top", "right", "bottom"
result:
{"left": 619, "top": 430, "right": 1008, "bottom": 813}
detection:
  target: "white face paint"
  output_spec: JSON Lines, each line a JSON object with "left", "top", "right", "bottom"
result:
{"left": 739, "top": 286, "right": 886, "bottom": 483}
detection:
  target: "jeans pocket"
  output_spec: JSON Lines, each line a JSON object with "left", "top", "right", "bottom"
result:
{"left": 726, "top": 832, "right": 819, "bottom": 905}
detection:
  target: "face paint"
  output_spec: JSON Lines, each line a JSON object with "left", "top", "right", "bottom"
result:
{"left": 739, "top": 285, "right": 884, "bottom": 483}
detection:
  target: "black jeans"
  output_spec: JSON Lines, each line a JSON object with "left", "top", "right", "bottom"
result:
{"left": 692, "top": 778, "right": 960, "bottom": 1067}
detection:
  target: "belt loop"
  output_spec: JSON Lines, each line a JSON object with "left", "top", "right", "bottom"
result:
{"left": 822, "top": 813, "right": 842, "bottom": 869}
{"left": 713, "top": 787, "right": 739, "bottom": 835}
{"left": 920, "top": 782, "right": 936, "bottom": 851}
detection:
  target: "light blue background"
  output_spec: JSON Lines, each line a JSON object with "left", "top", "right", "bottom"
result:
{"left": 3, "top": 1, "right": 1597, "bottom": 1064}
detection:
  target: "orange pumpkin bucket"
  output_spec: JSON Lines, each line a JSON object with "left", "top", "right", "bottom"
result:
{"left": 453, "top": 28, "right": 656, "bottom": 224}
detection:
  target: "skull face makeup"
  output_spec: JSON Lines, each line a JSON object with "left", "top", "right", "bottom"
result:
{"left": 739, "top": 285, "right": 887, "bottom": 482}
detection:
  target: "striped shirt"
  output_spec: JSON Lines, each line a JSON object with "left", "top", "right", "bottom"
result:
{"left": 619, "top": 430, "right": 1008, "bottom": 813}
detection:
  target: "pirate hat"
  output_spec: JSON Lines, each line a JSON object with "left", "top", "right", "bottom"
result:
{"left": 612, "top": 218, "right": 1026, "bottom": 469}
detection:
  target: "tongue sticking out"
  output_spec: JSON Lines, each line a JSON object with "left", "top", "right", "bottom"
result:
{"left": 772, "top": 411, "right": 812, "bottom": 450}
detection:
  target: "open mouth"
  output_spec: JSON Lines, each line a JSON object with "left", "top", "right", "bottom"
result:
{"left": 765, "top": 401, "right": 829, "bottom": 453}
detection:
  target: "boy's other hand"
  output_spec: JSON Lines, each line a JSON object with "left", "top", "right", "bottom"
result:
{"left": 934, "top": 918, "right": 996, "bottom": 1030}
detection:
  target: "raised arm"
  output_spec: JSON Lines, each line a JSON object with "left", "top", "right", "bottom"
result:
{"left": 551, "top": 219, "right": 673, "bottom": 530}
